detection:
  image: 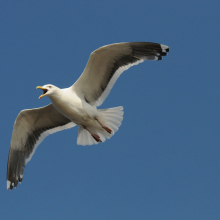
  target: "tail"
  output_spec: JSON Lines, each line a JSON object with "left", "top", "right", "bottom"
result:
{"left": 77, "top": 106, "right": 124, "bottom": 146}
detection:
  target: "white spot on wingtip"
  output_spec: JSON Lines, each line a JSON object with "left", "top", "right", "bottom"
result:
{"left": 19, "top": 175, "right": 23, "bottom": 184}
{"left": 7, "top": 180, "right": 10, "bottom": 189}
{"left": 160, "top": 44, "right": 169, "bottom": 49}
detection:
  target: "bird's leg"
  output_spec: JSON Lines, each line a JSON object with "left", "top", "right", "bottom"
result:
{"left": 95, "top": 117, "right": 112, "bottom": 134}
{"left": 83, "top": 126, "right": 102, "bottom": 142}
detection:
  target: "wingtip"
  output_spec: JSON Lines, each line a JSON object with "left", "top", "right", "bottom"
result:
{"left": 19, "top": 177, "right": 23, "bottom": 183}
{"left": 7, "top": 178, "right": 23, "bottom": 190}
{"left": 7, "top": 180, "right": 10, "bottom": 190}
{"left": 160, "top": 44, "right": 169, "bottom": 52}
{"left": 7, "top": 180, "right": 14, "bottom": 190}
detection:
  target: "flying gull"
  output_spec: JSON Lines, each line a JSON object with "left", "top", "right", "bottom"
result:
{"left": 7, "top": 42, "right": 169, "bottom": 190}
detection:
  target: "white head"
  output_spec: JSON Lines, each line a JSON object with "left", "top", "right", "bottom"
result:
{"left": 36, "top": 84, "right": 59, "bottom": 99}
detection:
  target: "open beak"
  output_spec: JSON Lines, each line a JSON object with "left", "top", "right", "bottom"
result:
{"left": 36, "top": 86, "right": 48, "bottom": 99}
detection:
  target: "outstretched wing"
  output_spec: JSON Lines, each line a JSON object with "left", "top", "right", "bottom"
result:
{"left": 72, "top": 42, "right": 169, "bottom": 106}
{"left": 7, "top": 104, "right": 76, "bottom": 190}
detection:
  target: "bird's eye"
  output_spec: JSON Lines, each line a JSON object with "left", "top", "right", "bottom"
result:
{"left": 48, "top": 86, "right": 52, "bottom": 88}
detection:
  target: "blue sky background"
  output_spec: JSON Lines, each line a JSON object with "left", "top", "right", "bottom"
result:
{"left": 1, "top": 0, "right": 220, "bottom": 219}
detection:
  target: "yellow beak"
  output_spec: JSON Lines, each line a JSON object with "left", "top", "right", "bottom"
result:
{"left": 36, "top": 86, "right": 47, "bottom": 99}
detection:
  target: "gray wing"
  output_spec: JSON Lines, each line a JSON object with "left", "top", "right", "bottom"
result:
{"left": 7, "top": 104, "right": 76, "bottom": 190}
{"left": 72, "top": 42, "right": 169, "bottom": 106}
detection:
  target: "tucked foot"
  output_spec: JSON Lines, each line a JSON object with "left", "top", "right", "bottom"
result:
{"left": 95, "top": 117, "right": 112, "bottom": 134}
{"left": 91, "top": 133, "right": 102, "bottom": 142}
{"left": 102, "top": 126, "right": 112, "bottom": 134}
{"left": 83, "top": 125, "right": 102, "bottom": 143}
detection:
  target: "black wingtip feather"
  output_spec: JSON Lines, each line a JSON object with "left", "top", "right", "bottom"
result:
{"left": 18, "top": 176, "right": 23, "bottom": 183}
{"left": 160, "top": 52, "right": 167, "bottom": 56}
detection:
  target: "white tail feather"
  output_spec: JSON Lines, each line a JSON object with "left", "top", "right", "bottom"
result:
{"left": 77, "top": 126, "right": 97, "bottom": 146}
{"left": 77, "top": 106, "right": 124, "bottom": 146}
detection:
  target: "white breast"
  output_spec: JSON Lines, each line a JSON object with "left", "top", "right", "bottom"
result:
{"left": 49, "top": 88, "right": 98, "bottom": 125}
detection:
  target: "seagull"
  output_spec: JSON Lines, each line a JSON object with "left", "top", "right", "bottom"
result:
{"left": 7, "top": 42, "right": 169, "bottom": 190}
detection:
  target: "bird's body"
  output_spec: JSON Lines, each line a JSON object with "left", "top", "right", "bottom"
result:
{"left": 49, "top": 87, "right": 106, "bottom": 136}
{"left": 7, "top": 42, "right": 170, "bottom": 189}
{"left": 50, "top": 87, "right": 95, "bottom": 124}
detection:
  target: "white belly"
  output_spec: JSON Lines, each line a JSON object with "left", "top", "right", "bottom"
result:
{"left": 49, "top": 90, "right": 98, "bottom": 126}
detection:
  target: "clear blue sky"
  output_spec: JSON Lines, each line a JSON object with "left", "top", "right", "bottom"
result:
{"left": 1, "top": 1, "right": 220, "bottom": 219}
